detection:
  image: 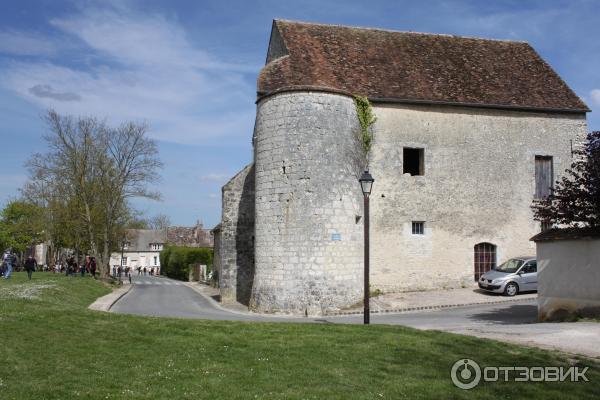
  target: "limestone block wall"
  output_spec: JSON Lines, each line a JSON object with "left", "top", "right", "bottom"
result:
{"left": 369, "top": 103, "right": 587, "bottom": 292}
{"left": 251, "top": 91, "right": 365, "bottom": 315}
{"left": 219, "top": 164, "right": 255, "bottom": 304}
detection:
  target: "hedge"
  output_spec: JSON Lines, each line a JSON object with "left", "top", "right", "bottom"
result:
{"left": 159, "top": 246, "right": 213, "bottom": 281}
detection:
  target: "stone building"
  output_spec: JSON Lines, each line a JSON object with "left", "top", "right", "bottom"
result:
{"left": 215, "top": 20, "right": 589, "bottom": 315}
{"left": 167, "top": 221, "right": 214, "bottom": 248}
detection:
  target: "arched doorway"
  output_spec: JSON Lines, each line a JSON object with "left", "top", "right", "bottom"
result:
{"left": 474, "top": 242, "right": 496, "bottom": 281}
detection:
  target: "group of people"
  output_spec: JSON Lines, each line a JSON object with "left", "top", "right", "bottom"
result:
{"left": 2, "top": 251, "right": 160, "bottom": 282}
{"left": 1, "top": 250, "right": 99, "bottom": 280}
{"left": 137, "top": 266, "right": 156, "bottom": 276}
{"left": 1, "top": 250, "right": 38, "bottom": 280}
{"left": 63, "top": 255, "right": 98, "bottom": 278}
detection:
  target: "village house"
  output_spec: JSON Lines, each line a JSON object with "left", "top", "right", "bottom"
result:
{"left": 214, "top": 20, "right": 589, "bottom": 315}
{"left": 110, "top": 221, "right": 213, "bottom": 273}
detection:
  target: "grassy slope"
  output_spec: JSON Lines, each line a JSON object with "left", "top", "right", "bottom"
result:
{"left": 0, "top": 273, "right": 598, "bottom": 399}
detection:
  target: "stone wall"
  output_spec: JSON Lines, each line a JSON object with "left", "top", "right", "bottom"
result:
{"left": 251, "top": 91, "right": 365, "bottom": 315}
{"left": 219, "top": 164, "right": 255, "bottom": 304}
{"left": 368, "top": 103, "right": 587, "bottom": 292}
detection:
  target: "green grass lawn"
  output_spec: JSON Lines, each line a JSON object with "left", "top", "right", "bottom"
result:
{"left": 0, "top": 272, "right": 598, "bottom": 399}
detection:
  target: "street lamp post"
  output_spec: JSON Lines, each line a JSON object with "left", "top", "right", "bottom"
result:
{"left": 120, "top": 236, "right": 127, "bottom": 282}
{"left": 359, "top": 170, "right": 374, "bottom": 325}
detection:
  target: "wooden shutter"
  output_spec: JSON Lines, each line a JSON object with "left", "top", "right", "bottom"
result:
{"left": 535, "top": 156, "right": 553, "bottom": 199}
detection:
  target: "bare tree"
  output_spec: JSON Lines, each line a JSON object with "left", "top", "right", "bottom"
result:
{"left": 148, "top": 214, "right": 171, "bottom": 231}
{"left": 25, "top": 110, "right": 162, "bottom": 277}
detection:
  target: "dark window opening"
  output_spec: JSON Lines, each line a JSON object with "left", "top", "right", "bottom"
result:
{"left": 535, "top": 156, "right": 553, "bottom": 199}
{"left": 403, "top": 148, "right": 424, "bottom": 176}
{"left": 412, "top": 221, "right": 424, "bottom": 235}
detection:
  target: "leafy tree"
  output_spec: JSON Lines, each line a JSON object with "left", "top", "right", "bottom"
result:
{"left": 532, "top": 131, "right": 600, "bottom": 228}
{"left": 0, "top": 200, "right": 44, "bottom": 254}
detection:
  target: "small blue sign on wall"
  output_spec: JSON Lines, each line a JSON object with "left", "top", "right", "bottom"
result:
{"left": 331, "top": 233, "right": 342, "bottom": 241}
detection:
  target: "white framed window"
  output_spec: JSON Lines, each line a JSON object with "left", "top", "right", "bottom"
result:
{"left": 121, "top": 257, "right": 127, "bottom": 266}
{"left": 153, "top": 256, "right": 158, "bottom": 266}
{"left": 150, "top": 243, "right": 164, "bottom": 251}
{"left": 412, "top": 221, "right": 425, "bottom": 235}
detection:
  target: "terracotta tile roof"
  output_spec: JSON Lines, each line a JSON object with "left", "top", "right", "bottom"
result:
{"left": 166, "top": 225, "right": 213, "bottom": 248}
{"left": 258, "top": 20, "right": 589, "bottom": 112}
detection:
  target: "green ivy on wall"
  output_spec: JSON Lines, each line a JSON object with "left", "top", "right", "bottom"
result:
{"left": 353, "top": 95, "right": 377, "bottom": 163}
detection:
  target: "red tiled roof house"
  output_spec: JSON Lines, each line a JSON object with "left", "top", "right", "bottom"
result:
{"left": 215, "top": 20, "right": 589, "bottom": 314}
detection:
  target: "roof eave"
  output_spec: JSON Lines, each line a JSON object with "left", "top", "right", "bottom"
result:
{"left": 256, "top": 87, "right": 590, "bottom": 114}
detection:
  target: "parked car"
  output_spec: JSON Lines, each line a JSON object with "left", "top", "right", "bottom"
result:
{"left": 478, "top": 256, "right": 537, "bottom": 296}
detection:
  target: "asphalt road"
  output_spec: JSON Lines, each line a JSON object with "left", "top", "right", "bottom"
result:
{"left": 111, "top": 275, "right": 600, "bottom": 357}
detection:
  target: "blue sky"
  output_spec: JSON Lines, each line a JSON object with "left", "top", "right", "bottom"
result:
{"left": 0, "top": 0, "right": 598, "bottom": 227}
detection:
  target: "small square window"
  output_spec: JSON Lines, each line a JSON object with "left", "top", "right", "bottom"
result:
{"left": 403, "top": 148, "right": 424, "bottom": 176}
{"left": 412, "top": 221, "right": 425, "bottom": 235}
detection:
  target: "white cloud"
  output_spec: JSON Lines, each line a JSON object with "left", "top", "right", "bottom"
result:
{"left": 0, "top": 5, "right": 258, "bottom": 145}
{"left": 590, "top": 89, "right": 600, "bottom": 107}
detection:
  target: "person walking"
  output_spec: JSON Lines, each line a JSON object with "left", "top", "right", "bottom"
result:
{"left": 24, "top": 256, "right": 37, "bottom": 280}
{"left": 2, "top": 250, "right": 16, "bottom": 279}
{"left": 90, "top": 257, "right": 97, "bottom": 279}
{"left": 66, "top": 256, "right": 75, "bottom": 277}
{"left": 84, "top": 255, "right": 91, "bottom": 274}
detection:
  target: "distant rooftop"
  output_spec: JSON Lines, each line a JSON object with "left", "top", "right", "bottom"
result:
{"left": 258, "top": 20, "right": 589, "bottom": 112}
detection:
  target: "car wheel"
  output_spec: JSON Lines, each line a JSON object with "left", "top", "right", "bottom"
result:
{"left": 504, "top": 282, "right": 519, "bottom": 297}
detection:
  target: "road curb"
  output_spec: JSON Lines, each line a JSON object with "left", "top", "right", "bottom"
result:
{"left": 182, "top": 282, "right": 536, "bottom": 319}
{"left": 323, "top": 296, "right": 536, "bottom": 316}
{"left": 88, "top": 283, "right": 133, "bottom": 312}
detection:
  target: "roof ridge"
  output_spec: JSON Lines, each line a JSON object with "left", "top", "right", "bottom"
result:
{"left": 274, "top": 18, "right": 529, "bottom": 44}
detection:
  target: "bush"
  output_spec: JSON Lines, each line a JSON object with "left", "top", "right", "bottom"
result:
{"left": 159, "top": 246, "right": 213, "bottom": 281}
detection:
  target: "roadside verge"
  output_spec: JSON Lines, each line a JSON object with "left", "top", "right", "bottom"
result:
{"left": 88, "top": 282, "right": 132, "bottom": 312}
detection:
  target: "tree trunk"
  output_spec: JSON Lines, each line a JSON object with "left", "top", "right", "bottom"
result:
{"left": 100, "top": 227, "right": 111, "bottom": 278}
{"left": 83, "top": 201, "right": 98, "bottom": 257}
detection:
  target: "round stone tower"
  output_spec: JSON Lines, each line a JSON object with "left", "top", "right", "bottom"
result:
{"left": 250, "top": 90, "right": 365, "bottom": 315}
